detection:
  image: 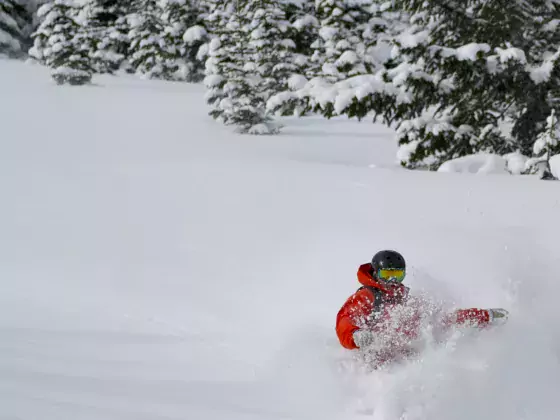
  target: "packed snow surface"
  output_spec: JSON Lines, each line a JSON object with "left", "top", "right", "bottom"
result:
{"left": 1, "top": 58, "right": 560, "bottom": 420}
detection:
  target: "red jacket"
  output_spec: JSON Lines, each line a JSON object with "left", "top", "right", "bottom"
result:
{"left": 336, "top": 263, "right": 491, "bottom": 350}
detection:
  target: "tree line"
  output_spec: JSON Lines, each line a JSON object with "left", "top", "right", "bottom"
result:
{"left": 2, "top": 0, "right": 560, "bottom": 176}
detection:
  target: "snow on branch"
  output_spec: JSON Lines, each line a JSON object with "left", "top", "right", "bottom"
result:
{"left": 534, "top": 110, "right": 559, "bottom": 156}
{"left": 529, "top": 48, "right": 560, "bottom": 83}
{"left": 267, "top": 71, "right": 411, "bottom": 117}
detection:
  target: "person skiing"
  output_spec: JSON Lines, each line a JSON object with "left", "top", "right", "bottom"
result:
{"left": 336, "top": 250, "right": 509, "bottom": 358}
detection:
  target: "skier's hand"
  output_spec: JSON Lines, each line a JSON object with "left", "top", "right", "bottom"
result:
{"left": 353, "top": 329, "right": 375, "bottom": 348}
{"left": 487, "top": 308, "right": 509, "bottom": 325}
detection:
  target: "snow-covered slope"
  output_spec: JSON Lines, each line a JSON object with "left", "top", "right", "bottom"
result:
{"left": 1, "top": 58, "right": 559, "bottom": 420}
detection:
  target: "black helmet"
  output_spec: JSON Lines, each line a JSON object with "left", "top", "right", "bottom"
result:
{"left": 371, "top": 250, "right": 406, "bottom": 275}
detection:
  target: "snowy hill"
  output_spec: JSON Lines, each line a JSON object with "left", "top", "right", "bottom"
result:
{"left": 1, "top": 58, "right": 560, "bottom": 420}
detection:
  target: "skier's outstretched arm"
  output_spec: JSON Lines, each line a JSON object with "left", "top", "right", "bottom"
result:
{"left": 441, "top": 308, "right": 509, "bottom": 329}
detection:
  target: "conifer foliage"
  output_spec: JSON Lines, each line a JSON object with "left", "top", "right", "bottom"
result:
{"left": 0, "top": 0, "right": 33, "bottom": 58}
{"left": 312, "top": 0, "right": 371, "bottom": 82}
{"left": 285, "top": 0, "right": 318, "bottom": 72}
{"left": 527, "top": 110, "right": 560, "bottom": 179}
{"left": 204, "top": 1, "right": 237, "bottom": 123}
{"left": 205, "top": 5, "right": 274, "bottom": 134}
{"left": 81, "top": 0, "right": 130, "bottom": 74}
{"left": 205, "top": 0, "right": 296, "bottom": 134}
{"left": 247, "top": 0, "right": 297, "bottom": 118}
{"left": 161, "top": 0, "right": 208, "bottom": 82}
{"left": 127, "top": 0, "right": 180, "bottom": 80}
{"left": 30, "top": 0, "right": 93, "bottom": 85}
{"left": 385, "top": 0, "right": 560, "bottom": 169}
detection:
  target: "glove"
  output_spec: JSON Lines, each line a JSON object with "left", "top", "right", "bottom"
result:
{"left": 487, "top": 308, "right": 509, "bottom": 325}
{"left": 353, "top": 329, "right": 375, "bottom": 348}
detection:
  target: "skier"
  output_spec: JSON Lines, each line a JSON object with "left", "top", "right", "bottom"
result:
{"left": 336, "top": 250, "right": 509, "bottom": 359}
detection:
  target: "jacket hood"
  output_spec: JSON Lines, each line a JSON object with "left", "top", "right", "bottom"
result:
{"left": 357, "top": 263, "right": 408, "bottom": 298}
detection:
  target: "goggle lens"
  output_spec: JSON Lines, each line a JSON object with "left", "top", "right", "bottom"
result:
{"left": 378, "top": 268, "right": 406, "bottom": 283}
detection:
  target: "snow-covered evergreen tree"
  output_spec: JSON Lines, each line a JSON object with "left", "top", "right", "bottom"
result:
{"left": 0, "top": 0, "right": 33, "bottom": 58}
{"left": 311, "top": 0, "right": 371, "bottom": 82}
{"left": 526, "top": 109, "right": 560, "bottom": 179}
{"left": 161, "top": 0, "right": 208, "bottom": 82}
{"left": 198, "top": 0, "right": 228, "bottom": 34}
{"left": 280, "top": 1, "right": 406, "bottom": 119}
{"left": 361, "top": 1, "right": 403, "bottom": 75}
{"left": 25, "top": 0, "right": 55, "bottom": 55}
{"left": 284, "top": 0, "right": 560, "bottom": 172}
{"left": 80, "top": 0, "right": 131, "bottom": 74}
{"left": 386, "top": 0, "right": 560, "bottom": 169}
{"left": 247, "top": 0, "right": 297, "bottom": 118}
{"left": 204, "top": 1, "right": 235, "bottom": 121}
{"left": 127, "top": 0, "right": 180, "bottom": 79}
{"left": 196, "top": 0, "right": 230, "bottom": 64}
{"left": 285, "top": 0, "right": 318, "bottom": 61}
{"left": 322, "top": 2, "right": 411, "bottom": 123}
{"left": 30, "top": 0, "right": 93, "bottom": 85}
{"left": 29, "top": 1, "right": 60, "bottom": 64}
{"left": 266, "top": 0, "right": 318, "bottom": 116}
{"left": 273, "top": 0, "right": 376, "bottom": 119}
{"left": 205, "top": 4, "right": 278, "bottom": 134}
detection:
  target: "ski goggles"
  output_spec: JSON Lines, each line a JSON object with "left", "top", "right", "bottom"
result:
{"left": 377, "top": 268, "right": 406, "bottom": 283}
